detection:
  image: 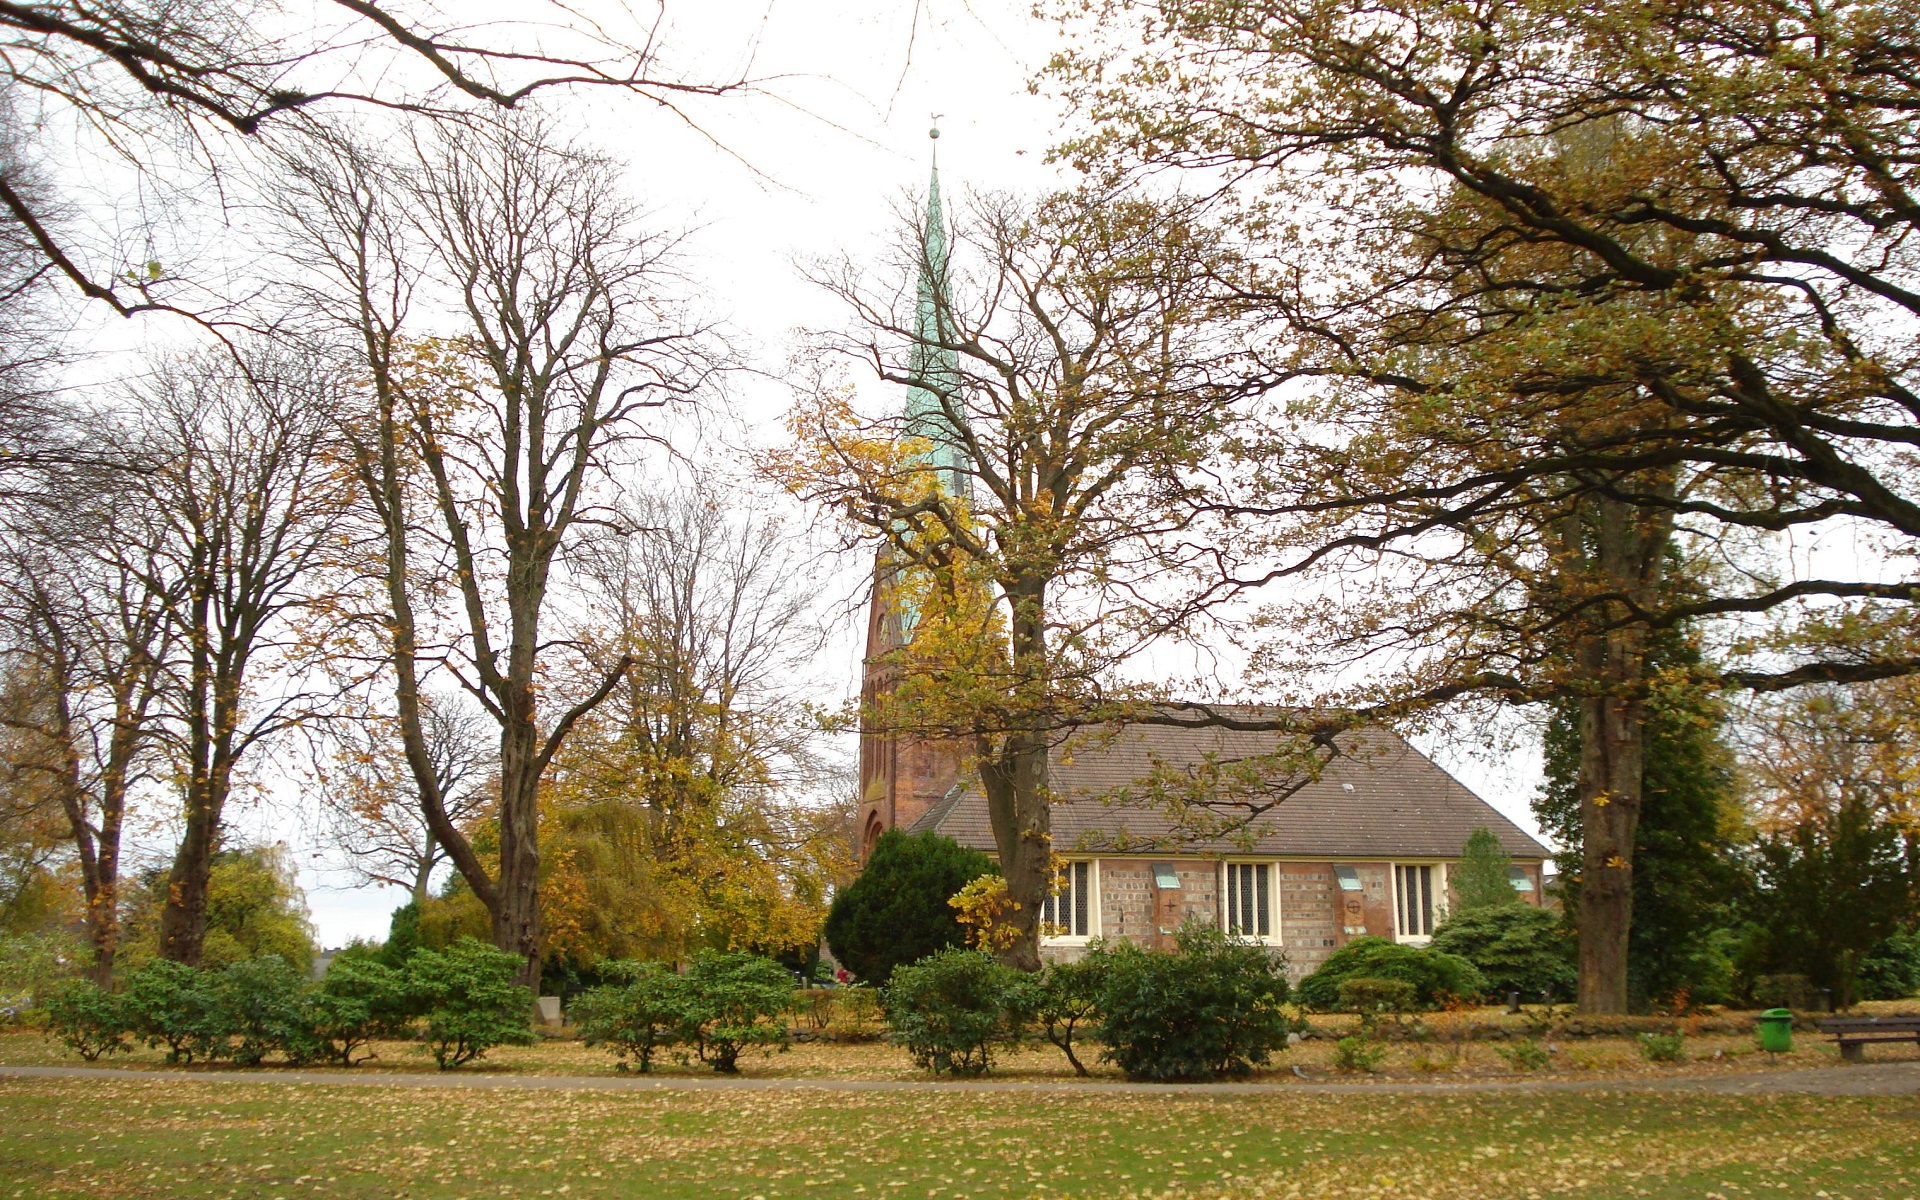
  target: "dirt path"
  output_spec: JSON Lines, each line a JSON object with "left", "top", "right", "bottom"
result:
{"left": 3, "top": 1060, "right": 1916, "bottom": 1098}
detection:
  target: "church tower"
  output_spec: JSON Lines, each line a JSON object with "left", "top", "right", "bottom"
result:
{"left": 856, "top": 128, "right": 969, "bottom": 860}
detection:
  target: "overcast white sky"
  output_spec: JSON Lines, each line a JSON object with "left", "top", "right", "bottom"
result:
{"left": 150, "top": 0, "right": 1555, "bottom": 944}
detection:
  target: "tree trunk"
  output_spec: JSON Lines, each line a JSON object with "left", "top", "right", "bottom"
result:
{"left": 979, "top": 730, "right": 1051, "bottom": 972}
{"left": 494, "top": 679, "right": 543, "bottom": 993}
{"left": 1564, "top": 483, "right": 1672, "bottom": 1014}
{"left": 412, "top": 831, "right": 438, "bottom": 904}
{"left": 159, "top": 595, "right": 221, "bottom": 967}
{"left": 979, "top": 576, "right": 1052, "bottom": 972}
{"left": 157, "top": 776, "right": 219, "bottom": 965}
{"left": 1574, "top": 683, "right": 1646, "bottom": 1013}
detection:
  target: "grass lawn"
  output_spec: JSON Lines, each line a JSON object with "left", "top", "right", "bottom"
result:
{"left": 2, "top": 1074, "right": 1918, "bottom": 1199}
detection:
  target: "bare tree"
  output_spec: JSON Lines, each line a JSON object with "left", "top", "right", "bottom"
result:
{"left": 0, "top": 522, "right": 173, "bottom": 981}
{"left": 273, "top": 115, "right": 723, "bottom": 989}
{"left": 91, "top": 343, "right": 353, "bottom": 965}
{"left": 0, "top": 105, "right": 72, "bottom": 493}
{"left": 317, "top": 695, "right": 493, "bottom": 902}
{"left": 540, "top": 482, "right": 851, "bottom": 959}
{"left": 0, "top": 0, "right": 754, "bottom": 320}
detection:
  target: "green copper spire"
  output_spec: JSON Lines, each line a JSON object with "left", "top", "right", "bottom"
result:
{"left": 904, "top": 124, "right": 970, "bottom": 499}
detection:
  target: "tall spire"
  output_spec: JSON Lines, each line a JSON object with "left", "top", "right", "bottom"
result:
{"left": 904, "top": 122, "right": 970, "bottom": 499}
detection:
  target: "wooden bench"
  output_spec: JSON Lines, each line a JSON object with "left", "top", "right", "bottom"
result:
{"left": 1817, "top": 1016, "right": 1920, "bottom": 1063}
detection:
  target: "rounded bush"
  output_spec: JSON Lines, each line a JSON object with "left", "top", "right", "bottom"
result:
{"left": 123, "top": 959, "right": 231, "bottom": 1063}
{"left": 403, "top": 937, "right": 535, "bottom": 1069}
{"left": 1093, "top": 924, "right": 1295, "bottom": 1082}
{"left": 220, "top": 955, "right": 314, "bottom": 1067}
{"left": 42, "top": 979, "right": 130, "bottom": 1062}
{"left": 574, "top": 961, "right": 687, "bottom": 1073}
{"left": 310, "top": 955, "right": 413, "bottom": 1066}
{"left": 678, "top": 951, "right": 796, "bottom": 1074}
{"left": 882, "top": 948, "right": 1028, "bottom": 1077}
{"left": 1337, "top": 975, "right": 1418, "bottom": 1014}
{"left": 1296, "top": 937, "right": 1487, "bottom": 1011}
{"left": 1428, "top": 905, "right": 1576, "bottom": 1000}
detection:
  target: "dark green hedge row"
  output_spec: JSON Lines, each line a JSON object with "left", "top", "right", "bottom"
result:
{"left": 45, "top": 937, "right": 533, "bottom": 1070}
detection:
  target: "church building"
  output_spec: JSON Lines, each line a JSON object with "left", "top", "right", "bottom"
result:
{"left": 856, "top": 138, "right": 1551, "bottom": 980}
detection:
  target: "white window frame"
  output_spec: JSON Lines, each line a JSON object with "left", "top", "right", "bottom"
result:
{"left": 1040, "top": 859, "right": 1099, "bottom": 944}
{"left": 1392, "top": 862, "right": 1446, "bottom": 943}
{"left": 1219, "top": 860, "right": 1283, "bottom": 944}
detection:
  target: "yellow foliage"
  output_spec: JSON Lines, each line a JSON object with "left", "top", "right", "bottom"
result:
{"left": 948, "top": 875, "right": 1026, "bottom": 953}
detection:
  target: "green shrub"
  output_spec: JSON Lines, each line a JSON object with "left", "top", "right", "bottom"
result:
{"left": 1338, "top": 976, "right": 1418, "bottom": 1015}
{"left": 574, "top": 961, "right": 687, "bottom": 1073}
{"left": 220, "top": 955, "right": 314, "bottom": 1067}
{"left": 1429, "top": 905, "right": 1577, "bottom": 1000}
{"left": 1858, "top": 932, "right": 1920, "bottom": 1001}
{"left": 882, "top": 948, "right": 1028, "bottom": 1077}
{"left": 403, "top": 937, "right": 535, "bottom": 1069}
{"left": 1034, "top": 955, "right": 1106, "bottom": 1077}
{"left": 1638, "top": 1030, "right": 1687, "bottom": 1062}
{"left": 42, "top": 979, "right": 130, "bottom": 1061}
{"left": 1331, "top": 1034, "right": 1387, "bottom": 1073}
{"left": 824, "top": 830, "right": 997, "bottom": 985}
{"left": 677, "top": 952, "right": 795, "bottom": 1074}
{"left": 124, "top": 959, "right": 231, "bottom": 1063}
{"left": 1497, "top": 1037, "right": 1552, "bottom": 1071}
{"left": 1093, "top": 923, "right": 1295, "bottom": 1082}
{"left": 1296, "top": 937, "right": 1487, "bottom": 1011}
{"left": 310, "top": 956, "right": 413, "bottom": 1066}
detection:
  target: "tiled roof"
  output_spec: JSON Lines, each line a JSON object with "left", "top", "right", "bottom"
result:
{"left": 906, "top": 715, "right": 1549, "bottom": 860}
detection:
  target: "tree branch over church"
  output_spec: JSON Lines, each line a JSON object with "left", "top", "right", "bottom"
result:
{"left": 775, "top": 161, "right": 1274, "bottom": 969}
{"left": 1051, "top": 0, "right": 1920, "bottom": 1011}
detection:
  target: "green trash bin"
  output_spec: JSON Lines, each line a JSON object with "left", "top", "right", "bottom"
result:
{"left": 1756, "top": 1008, "right": 1794, "bottom": 1054}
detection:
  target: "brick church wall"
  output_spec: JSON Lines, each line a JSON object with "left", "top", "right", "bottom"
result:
{"left": 1279, "top": 864, "right": 1339, "bottom": 977}
{"left": 1097, "top": 860, "right": 1153, "bottom": 943}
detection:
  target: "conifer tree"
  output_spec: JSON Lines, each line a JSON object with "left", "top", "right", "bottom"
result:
{"left": 1452, "top": 829, "right": 1522, "bottom": 914}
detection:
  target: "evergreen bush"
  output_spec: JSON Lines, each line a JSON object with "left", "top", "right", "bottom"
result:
{"left": 403, "top": 937, "right": 535, "bottom": 1069}
{"left": 1638, "top": 1030, "right": 1687, "bottom": 1062}
{"left": 824, "top": 830, "right": 997, "bottom": 985}
{"left": 574, "top": 961, "right": 687, "bottom": 1073}
{"left": 42, "top": 979, "right": 130, "bottom": 1061}
{"left": 1858, "top": 932, "right": 1920, "bottom": 1001}
{"left": 310, "top": 956, "right": 413, "bottom": 1066}
{"left": 1296, "top": 936, "right": 1487, "bottom": 1011}
{"left": 678, "top": 951, "right": 795, "bottom": 1074}
{"left": 1497, "top": 1037, "right": 1552, "bottom": 1071}
{"left": 882, "top": 948, "right": 1028, "bottom": 1077}
{"left": 1429, "top": 905, "right": 1577, "bottom": 1000}
{"left": 124, "top": 959, "right": 231, "bottom": 1063}
{"left": 220, "top": 955, "right": 314, "bottom": 1066}
{"left": 1337, "top": 975, "right": 1418, "bottom": 1015}
{"left": 1093, "top": 924, "right": 1295, "bottom": 1082}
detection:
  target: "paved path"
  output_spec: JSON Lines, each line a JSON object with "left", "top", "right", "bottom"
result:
{"left": 3, "top": 1061, "right": 1916, "bottom": 1098}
